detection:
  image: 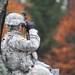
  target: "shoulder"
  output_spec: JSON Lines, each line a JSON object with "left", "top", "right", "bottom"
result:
{"left": 17, "top": 36, "right": 25, "bottom": 41}
{"left": 1, "top": 33, "right": 13, "bottom": 42}
{"left": 8, "top": 34, "right": 26, "bottom": 43}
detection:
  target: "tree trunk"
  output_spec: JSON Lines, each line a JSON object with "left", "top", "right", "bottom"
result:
{"left": 0, "top": 0, "right": 8, "bottom": 54}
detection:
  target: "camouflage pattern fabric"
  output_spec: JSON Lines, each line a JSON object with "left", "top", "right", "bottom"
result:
{"left": 0, "top": 55, "right": 8, "bottom": 75}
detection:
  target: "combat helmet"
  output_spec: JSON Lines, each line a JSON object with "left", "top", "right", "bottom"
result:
{"left": 5, "top": 13, "right": 25, "bottom": 26}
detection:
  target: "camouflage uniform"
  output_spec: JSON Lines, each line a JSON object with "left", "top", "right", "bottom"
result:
{"left": 1, "top": 13, "right": 53, "bottom": 75}
{"left": 0, "top": 55, "right": 8, "bottom": 75}
{"left": 1, "top": 29, "right": 53, "bottom": 75}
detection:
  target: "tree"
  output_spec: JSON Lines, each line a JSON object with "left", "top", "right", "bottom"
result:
{"left": 40, "top": 0, "right": 75, "bottom": 75}
{"left": 26, "top": 0, "right": 63, "bottom": 55}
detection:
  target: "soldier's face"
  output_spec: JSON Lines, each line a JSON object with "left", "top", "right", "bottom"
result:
{"left": 19, "top": 26, "right": 26, "bottom": 35}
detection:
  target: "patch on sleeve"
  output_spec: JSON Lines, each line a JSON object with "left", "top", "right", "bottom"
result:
{"left": 17, "top": 37, "right": 25, "bottom": 40}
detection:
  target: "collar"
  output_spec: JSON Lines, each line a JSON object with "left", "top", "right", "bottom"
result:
{"left": 8, "top": 30, "right": 22, "bottom": 35}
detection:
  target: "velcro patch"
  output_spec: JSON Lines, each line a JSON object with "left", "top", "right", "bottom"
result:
{"left": 17, "top": 37, "right": 25, "bottom": 40}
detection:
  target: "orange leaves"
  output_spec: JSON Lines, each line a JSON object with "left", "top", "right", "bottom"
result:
{"left": 54, "top": 11, "right": 75, "bottom": 45}
{"left": 40, "top": 46, "right": 75, "bottom": 75}
{"left": 7, "top": 0, "right": 24, "bottom": 13}
{"left": 7, "top": 0, "right": 31, "bottom": 21}
{"left": 2, "top": 0, "right": 31, "bottom": 37}
{"left": 40, "top": 1, "right": 75, "bottom": 75}
{"left": 53, "top": 4, "right": 75, "bottom": 75}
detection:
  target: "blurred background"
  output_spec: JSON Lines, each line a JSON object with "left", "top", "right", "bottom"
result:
{"left": 2, "top": 0, "right": 75, "bottom": 75}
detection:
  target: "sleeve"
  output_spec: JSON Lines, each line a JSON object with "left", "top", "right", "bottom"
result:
{"left": 8, "top": 29, "right": 40, "bottom": 52}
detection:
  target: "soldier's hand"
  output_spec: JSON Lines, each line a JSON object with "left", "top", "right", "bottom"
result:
{"left": 26, "top": 22, "right": 35, "bottom": 32}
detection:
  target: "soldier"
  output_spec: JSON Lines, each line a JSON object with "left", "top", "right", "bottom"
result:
{"left": 1, "top": 13, "right": 53, "bottom": 75}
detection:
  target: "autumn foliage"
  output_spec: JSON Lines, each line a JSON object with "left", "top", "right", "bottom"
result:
{"left": 40, "top": 46, "right": 75, "bottom": 75}
{"left": 2, "top": 0, "right": 31, "bottom": 37}
{"left": 40, "top": 1, "right": 75, "bottom": 75}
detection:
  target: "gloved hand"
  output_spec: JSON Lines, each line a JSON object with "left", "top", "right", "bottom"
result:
{"left": 26, "top": 22, "right": 35, "bottom": 32}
